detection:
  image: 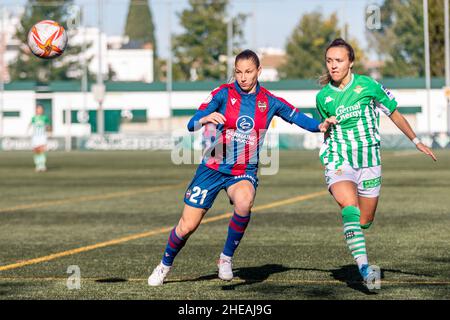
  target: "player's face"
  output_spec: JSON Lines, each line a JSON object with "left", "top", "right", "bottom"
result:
{"left": 36, "top": 106, "right": 44, "bottom": 115}
{"left": 326, "top": 47, "right": 354, "bottom": 83}
{"left": 235, "top": 59, "right": 261, "bottom": 93}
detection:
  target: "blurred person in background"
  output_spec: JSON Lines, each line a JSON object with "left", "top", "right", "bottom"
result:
{"left": 28, "top": 105, "right": 51, "bottom": 172}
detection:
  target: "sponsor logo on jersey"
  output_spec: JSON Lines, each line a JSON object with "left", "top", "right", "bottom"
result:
{"left": 233, "top": 174, "right": 256, "bottom": 184}
{"left": 236, "top": 115, "right": 254, "bottom": 133}
{"left": 257, "top": 100, "right": 267, "bottom": 112}
{"left": 381, "top": 85, "right": 395, "bottom": 100}
{"left": 325, "top": 96, "right": 334, "bottom": 104}
{"left": 353, "top": 85, "right": 365, "bottom": 94}
{"left": 225, "top": 116, "right": 258, "bottom": 145}
{"left": 335, "top": 102, "right": 362, "bottom": 122}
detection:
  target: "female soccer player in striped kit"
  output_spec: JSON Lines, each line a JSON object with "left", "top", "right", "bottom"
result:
{"left": 29, "top": 105, "right": 51, "bottom": 172}
{"left": 148, "top": 49, "right": 337, "bottom": 286}
{"left": 316, "top": 38, "right": 436, "bottom": 287}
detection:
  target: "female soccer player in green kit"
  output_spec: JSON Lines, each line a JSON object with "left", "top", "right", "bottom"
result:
{"left": 29, "top": 105, "right": 50, "bottom": 172}
{"left": 316, "top": 38, "right": 437, "bottom": 287}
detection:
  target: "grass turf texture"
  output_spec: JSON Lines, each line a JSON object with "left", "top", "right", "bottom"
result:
{"left": 0, "top": 150, "right": 449, "bottom": 299}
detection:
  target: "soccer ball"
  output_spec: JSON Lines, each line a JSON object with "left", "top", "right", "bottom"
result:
{"left": 27, "top": 20, "right": 68, "bottom": 59}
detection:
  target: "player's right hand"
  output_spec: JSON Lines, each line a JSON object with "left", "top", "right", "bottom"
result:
{"left": 200, "top": 112, "right": 226, "bottom": 125}
{"left": 416, "top": 142, "right": 437, "bottom": 161}
{"left": 319, "top": 116, "right": 338, "bottom": 132}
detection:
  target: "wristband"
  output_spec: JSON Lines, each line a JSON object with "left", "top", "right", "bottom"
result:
{"left": 412, "top": 137, "right": 421, "bottom": 145}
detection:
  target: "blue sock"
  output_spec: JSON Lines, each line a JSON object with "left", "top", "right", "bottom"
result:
{"left": 222, "top": 211, "right": 251, "bottom": 257}
{"left": 161, "top": 227, "right": 186, "bottom": 266}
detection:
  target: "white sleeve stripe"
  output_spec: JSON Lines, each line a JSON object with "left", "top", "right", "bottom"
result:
{"left": 289, "top": 108, "right": 296, "bottom": 118}
{"left": 374, "top": 101, "right": 392, "bottom": 116}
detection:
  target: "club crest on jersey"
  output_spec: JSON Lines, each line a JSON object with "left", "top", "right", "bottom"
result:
{"left": 257, "top": 100, "right": 267, "bottom": 112}
{"left": 236, "top": 115, "right": 255, "bottom": 133}
{"left": 353, "top": 86, "right": 365, "bottom": 94}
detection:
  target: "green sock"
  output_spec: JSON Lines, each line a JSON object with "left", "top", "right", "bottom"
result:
{"left": 361, "top": 221, "right": 373, "bottom": 229}
{"left": 342, "top": 206, "right": 368, "bottom": 265}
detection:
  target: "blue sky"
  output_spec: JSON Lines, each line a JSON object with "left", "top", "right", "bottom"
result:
{"left": 2, "top": 0, "right": 382, "bottom": 58}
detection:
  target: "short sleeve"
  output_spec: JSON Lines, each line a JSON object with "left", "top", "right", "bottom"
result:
{"left": 371, "top": 79, "right": 398, "bottom": 116}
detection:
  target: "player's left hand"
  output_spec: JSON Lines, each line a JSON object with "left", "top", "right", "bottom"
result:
{"left": 319, "top": 116, "right": 338, "bottom": 133}
{"left": 416, "top": 142, "right": 437, "bottom": 161}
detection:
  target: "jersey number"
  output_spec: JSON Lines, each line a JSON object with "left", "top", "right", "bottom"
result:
{"left": 189, "top": 187, "right": 208, "bottom": 205}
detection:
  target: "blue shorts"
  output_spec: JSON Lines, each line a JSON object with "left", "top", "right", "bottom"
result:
{"left": 183, "top": 164, "right": 258, "bottom": 209}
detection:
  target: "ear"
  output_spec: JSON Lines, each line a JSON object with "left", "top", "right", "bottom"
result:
{"left": 350, "top": 61, "right": 354, "bottom": 69}
{"left": 257, "top": 66, "right": 262, "bottom": 77}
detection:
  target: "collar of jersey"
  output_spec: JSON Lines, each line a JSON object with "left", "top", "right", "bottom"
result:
{"left": 328, "top": 73, "right": 354, "bottom": 92}
{"left": 234, "top": 81, "right": 261, "bottom": 96}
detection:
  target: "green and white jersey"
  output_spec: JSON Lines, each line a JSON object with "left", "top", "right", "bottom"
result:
{"left": 31, "top": 115, "right": 50, "bottom": 137}
{"left": 316, "top": 73, "right": 398, "bottom": 168}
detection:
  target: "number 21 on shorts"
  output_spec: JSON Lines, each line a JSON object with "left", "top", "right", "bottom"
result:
{"left": 189, "top": 186, "right": 208, "bottom": 205}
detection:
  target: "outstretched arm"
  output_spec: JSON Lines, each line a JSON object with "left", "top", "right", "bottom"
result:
{"left": 389, "top": 109, "right": 437, "bottom": 161}
{"left": 273, "top": 95, "right": 337, "bottom": 132}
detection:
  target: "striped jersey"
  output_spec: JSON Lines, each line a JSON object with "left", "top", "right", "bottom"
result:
{"left": 193, "top": 81, "right": 316, "bottom": 176}
{"left": 316, "top": 73, "right": 398, "bottom": 168}
{"left": 31, "top": 115, "right": 50, "bottom": 137}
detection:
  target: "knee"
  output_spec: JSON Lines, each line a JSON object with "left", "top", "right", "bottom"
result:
{"left": 233, "top": 196, "right": 254, "bottom": 216}
{"left": 177, "top": 218, "right": 199, "bottom": 238}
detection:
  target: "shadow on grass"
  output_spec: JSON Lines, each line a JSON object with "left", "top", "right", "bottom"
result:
{"left": 166, "top": 264, "right": 372, "bottom": 296}
{"left": 297, "top": 265, "right": 434, "bottom": 295}
{"left": 424, "top": 256, "right": 450, "bottom": 264}
{"left": 95, "top": 278, "right": 128, "bottom": 283}
{"left": 0, "top": 282, "right": 29, "bottom": 297}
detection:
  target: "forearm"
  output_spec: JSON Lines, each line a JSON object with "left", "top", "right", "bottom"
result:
{"left": 187, "top": 111, "right": 207, "bottom": 132}
{"left": 389, "top": 109, "right": 417, "bottom": 140}
{"left": 292, "top": 112, "right": 320, "bottom": 132}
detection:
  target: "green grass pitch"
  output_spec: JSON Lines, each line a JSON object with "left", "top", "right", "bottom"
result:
{"left": 0, "top": 150, "right": 449, "bottom": 299}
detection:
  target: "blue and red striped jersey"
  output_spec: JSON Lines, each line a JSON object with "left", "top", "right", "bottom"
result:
{"left": 188, "top": 81, "right": 320, "bottom": 176}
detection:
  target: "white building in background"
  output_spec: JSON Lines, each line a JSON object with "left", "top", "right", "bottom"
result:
{"left": 0, "top": 7, "right": 22, "bottom": 82}
{"left": 1, "top": 11, "right": 154, "bottom": 83}
{"left": 66, "top": 27, "right": 154, "bottom": 83}
{"left": 257, "top": 47, "right": 286, "bottom": 82}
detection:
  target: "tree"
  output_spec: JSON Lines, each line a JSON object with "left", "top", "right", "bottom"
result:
{"left": 368, "top": 0, "right": 446, "bottom": 77}
{"left": 8, "top": 0, "right": 87, "bottom": 82}
{"left": 172, "top": 0, "right": 246, "bottom": 81}
{"left": 124, "top": 0, "right": 159, "bottom": 80}
{"left": 279, "top": 11, "right": 366, "bottom": 80}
